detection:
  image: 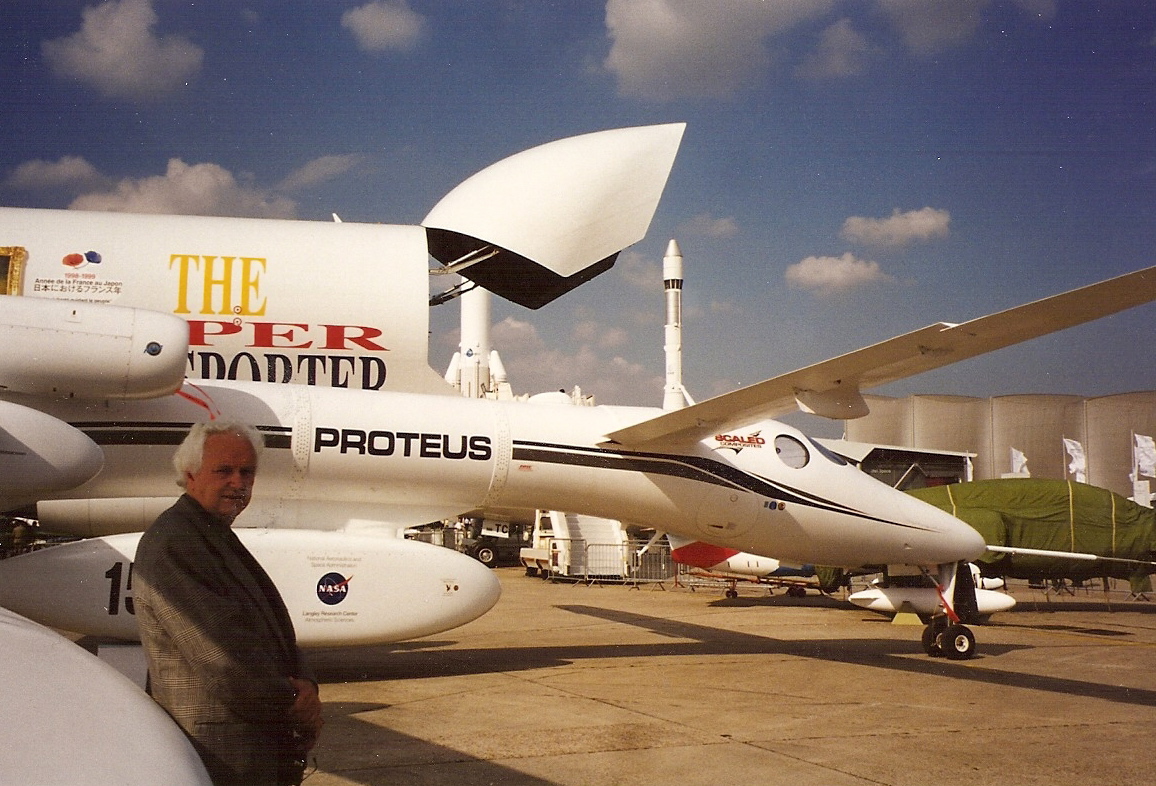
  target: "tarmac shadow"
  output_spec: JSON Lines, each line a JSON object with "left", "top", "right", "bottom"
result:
{"left": 314, "top": 702, "right": 555, "bottom": 786}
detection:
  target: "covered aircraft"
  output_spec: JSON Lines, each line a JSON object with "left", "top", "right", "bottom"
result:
{"left": 909, "top": 478, "right": 1156, "bottom": 591}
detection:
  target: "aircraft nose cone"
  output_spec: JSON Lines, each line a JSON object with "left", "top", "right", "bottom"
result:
{"left": 899, "top": 493, "right": 987, "bottom": 564}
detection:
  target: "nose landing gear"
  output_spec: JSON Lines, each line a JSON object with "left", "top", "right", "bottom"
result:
{"left": 919, "top": 562, "right": 979, "bottom": 660}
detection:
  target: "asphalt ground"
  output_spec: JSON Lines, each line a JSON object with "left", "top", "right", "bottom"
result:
{"left": 302, "top": 570, "right": 1156, "bottom": 786}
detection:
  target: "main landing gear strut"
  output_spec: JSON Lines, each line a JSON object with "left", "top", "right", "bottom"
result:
{"left": 919, "top": 562, "right": 978, "bottom": 660}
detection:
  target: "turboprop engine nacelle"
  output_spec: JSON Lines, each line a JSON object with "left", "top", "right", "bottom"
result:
{"left": 0, "top": 529, "right": 501, "bottom": 646}
{"left": 0, "top": 296, "right": 188, "bottom": 399}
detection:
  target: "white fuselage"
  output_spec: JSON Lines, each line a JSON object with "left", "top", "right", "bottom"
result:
{"left": 28, "top": 379, "right": 986, "bottom": 569}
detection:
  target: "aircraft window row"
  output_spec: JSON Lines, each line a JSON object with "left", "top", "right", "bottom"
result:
{"left": 774, "top": 435, "right": 809, "bottom": 468}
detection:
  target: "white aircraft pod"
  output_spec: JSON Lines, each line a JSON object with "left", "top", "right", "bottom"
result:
{"left": 0, "top": 528, "right": 501, "bottom": 646}
{"left": 0, "top": 399, "right": 104, "bottom": 510}
{"left": 0, "top": 295, "right": 188, "bottom": 399}
{"left": 0, "top": 607, "right": 211, "bottom": 785}
{"left": 848, "top": 586, "right": 1017, "bottom": 618}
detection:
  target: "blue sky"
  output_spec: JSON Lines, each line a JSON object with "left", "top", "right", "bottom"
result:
{"left": 4, "top": 1, "right": 1156, "bottom": 425}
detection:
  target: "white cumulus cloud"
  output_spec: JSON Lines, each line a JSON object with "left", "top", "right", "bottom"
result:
{"left": 603, "top": 0, "right": 834, "bottom": 100}
{"left": 681, "top": 212, "right": 739, "bottom": 239}
{"left": 42, "top": 0, "right": 203, "bottom": 100}
{"left": 785, "top": 252, "right": 895, "bottom": 297}
{"left": 342, "top": 1, "right": 426, "bottom": 53}
{"left": 796, "top": 18, "right": 874, "bottom": 79}
{"left": 4, "top": 156, "right": 107, "bottom": 192}
{"left": 877, "top": 0, "right": 1056, "bottom": 55}
{"left": 615, "top": 249, "right": 663, "bottom": 293}
{"left": 69, "top": 159, "right": 297, "bottom": 218}
{"left": 490, "top": 316, "right": 661, "bottom": 405}
{"left": 840, "top": 207, "right": 950, "bottom": 248}
{"left": 278, "top": 154, "right": 366, "bottom": 192}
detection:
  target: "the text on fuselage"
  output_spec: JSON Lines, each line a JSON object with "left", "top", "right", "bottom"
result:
{"left": 170, "top": 254, "right": 391, "bottom": 389}
{"left": 314, "top": 427, "right": 492, "bottom": 460}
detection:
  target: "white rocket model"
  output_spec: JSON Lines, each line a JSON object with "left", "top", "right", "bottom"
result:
{"left": 453, "top": 285, "right": 491, "bottom": 398}
{"left": 444, "top": 286, "right": 512, "bottom": 400}
{"left": 662, "top": 239, "right": 693, "bottom": 411}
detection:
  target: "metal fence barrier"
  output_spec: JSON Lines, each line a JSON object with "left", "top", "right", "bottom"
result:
{"left": 538, "top": 538, "right": 676, "bottom": 585}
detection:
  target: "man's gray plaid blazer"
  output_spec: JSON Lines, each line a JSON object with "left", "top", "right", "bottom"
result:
{"left": 134, "top": 494, "right": 315, "bottom": 785}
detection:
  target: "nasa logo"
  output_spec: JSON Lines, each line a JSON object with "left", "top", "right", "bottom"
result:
{"left": 316, "top": 572, "right": 352, "bottom": 606}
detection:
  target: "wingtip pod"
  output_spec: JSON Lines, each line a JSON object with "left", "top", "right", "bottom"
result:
{"left": 0, "top": 530, "right": 501, "bottom": 646}
{"left": 423, "top": 123, "right": 686, "bottom": 309}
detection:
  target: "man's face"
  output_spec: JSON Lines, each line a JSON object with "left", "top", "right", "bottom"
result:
{"left": 184, "top": 432, "right": 257, "bottom": 520}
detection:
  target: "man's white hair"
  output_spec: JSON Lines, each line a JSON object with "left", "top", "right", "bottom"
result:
{"left": 173, "top": 421, "right": 264, "bottom": 488}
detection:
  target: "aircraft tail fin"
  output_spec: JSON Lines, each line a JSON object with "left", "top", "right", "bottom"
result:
{"left": 423, "top": 124, "right": 685, "bottom": 309}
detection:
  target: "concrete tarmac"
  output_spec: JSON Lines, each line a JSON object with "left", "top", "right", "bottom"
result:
{"left": 303, "top": 570, "right": 1156, "bottom": 786}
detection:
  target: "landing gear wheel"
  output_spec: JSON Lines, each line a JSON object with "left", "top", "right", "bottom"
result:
{"left": 938, "top": 624, "right": 976, "bottom": 660}
{"left": 725, "top": 588, "right": 739, "bottom": 599}
{"left": 921, "top": 623, "right": 945, "bottom": 657}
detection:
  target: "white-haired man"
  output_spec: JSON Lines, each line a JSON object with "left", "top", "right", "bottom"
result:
{"left": 134, "top": 421, "right": 322, "bottom": 786}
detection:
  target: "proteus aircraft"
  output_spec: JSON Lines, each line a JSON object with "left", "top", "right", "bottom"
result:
{"left": 2, "top": 124, "right": 1155, "bottom": 660}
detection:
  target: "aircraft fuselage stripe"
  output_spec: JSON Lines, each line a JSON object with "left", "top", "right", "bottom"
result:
{"left": 73, "top": 422, "right": 293, "bottom": 450}
{"left": 513, "top": 440, "right": 931, "bottom": 533}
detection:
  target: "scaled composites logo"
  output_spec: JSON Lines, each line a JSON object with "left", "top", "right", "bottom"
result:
{"left": 713, "top": 430, "right": 765, "bottom": 454}
{"left": 316, "top": 572, "right": 352, "bottom": 605}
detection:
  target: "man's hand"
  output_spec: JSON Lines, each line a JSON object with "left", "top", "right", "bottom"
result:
{"left": 288, "top": 677, "right": 323, "bottom": 751}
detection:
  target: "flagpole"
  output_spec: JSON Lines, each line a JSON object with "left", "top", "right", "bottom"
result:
{"left": 1132, "top": 430, "right": 1138, "bottom": 484}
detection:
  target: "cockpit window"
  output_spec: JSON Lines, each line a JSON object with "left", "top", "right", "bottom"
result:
{"left": 774, "top": 435, "right": 809, "bottom": 468}
{"left": 808, "top": 437, "right": 849, "bottom": 466}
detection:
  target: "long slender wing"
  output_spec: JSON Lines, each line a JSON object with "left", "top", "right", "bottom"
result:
{"left": 605, "top": 264, "right": 1156, "bottom": 448}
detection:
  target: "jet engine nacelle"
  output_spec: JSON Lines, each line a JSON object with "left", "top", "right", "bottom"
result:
{"left": 0, "top": 400, "right": 104, "bottom": 510}
{"left": 0, "top": 529, "right": 501, "bottom": 647}
{"left": 0, "top": 296, "right": 188, "bottom": 399}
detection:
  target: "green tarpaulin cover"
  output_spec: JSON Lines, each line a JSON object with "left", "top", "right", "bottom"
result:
{"left": 908, "top": 479, "right": 1155, "bottom": 585}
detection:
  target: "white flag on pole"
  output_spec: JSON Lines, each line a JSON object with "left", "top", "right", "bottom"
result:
{"left": 1062, "top": 438, "right": 1086, "bottom": 483}
{"left": 1135, "top": 434, "right": 1156, "bottom": 478}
